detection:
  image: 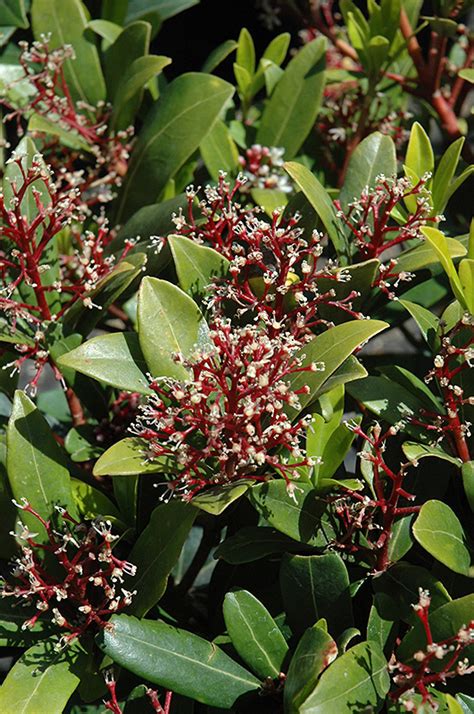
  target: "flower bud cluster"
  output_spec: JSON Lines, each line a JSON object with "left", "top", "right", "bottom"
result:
{"left": 335, "top": 174, "right": 440, "bottom": 260}
{"left": 238, "top": 144, "right": 293, "bottom": 194}
{"left": 130, "top": 319, "right": 319, "bottom": 500}
{"left": 0, "top": 500, "right": 137, "bottom": 650}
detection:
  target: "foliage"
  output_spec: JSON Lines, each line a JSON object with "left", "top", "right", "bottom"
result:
{"left": 0, "top": 1, "right": 472, "bottom": 713}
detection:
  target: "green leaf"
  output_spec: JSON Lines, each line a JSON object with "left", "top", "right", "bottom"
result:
{"left": 137, "top": 277, "right": 207, "bottom": 380}
{"left": 223, "top": 589, "right": 289, "bottom": 679}
{"left": 127, "top": 501, "right": 196, "bottom": 616}
{"left": 395, "top": 236, "right": 467, "bottom": 273}
{"left": 399, "top": 299, "right": 440, "bottom": 350}
{"left": 114, "top": 73, "right": 234, "bottom": 222}
{"left": 405, "top": 121, "right": 434, "bottom": 183}
{"left": 284, "top": 161, "right": 346, "bottom": 255}
{"left": 284, "top": 625, "right": 338, "bottom": 714}
{"left": 31, "top": 0, "right": 106, "bottom": 105}
{"left": 257, "top": 38, "right": 326, "bottom": 159}
{"left": 397, "top": 595, "right": 474, "bottom": 667}
{"left": 458, "top": 67, "right": 474, "bottom": 82}
{"left": 461, "top": 461, "right": 474, "bottom": 512}
{"left": 93, "top": 437, "right": 167, "bottom": 477}
{"left": 104, "top": 20, "right": 151, "bottom": 102}
{"left": 191, "top": 481, "right": 251, "bottom": 515}
{"left": 97, "top": 615, "right": 260, "bottom": 708}
{"left": 236, "top": 28, "right": 255, "bottom": 75}
{"left": 285, "top": 320, "right": 388, "bottom": 419}
{"left": 202, "top": 39, "right": 238, "bottom": 73}
{"left": 0, "top": 0, "right": 28, "bottom": 28}
{"left": 28, "top": 113, "right": 92, "bottom": 152}
{"left": 200, "top": 119, "right": 239, "bottom": 181}
{"left": 402, "top": 441, "right": 462, "bottom": 467}
{"left": 339, "top": 132, "right": 396, "bottom": 209}
{"left": 168, "top": 234, "right": 230, "bottom": 300}
{"left": 459, "top": 258, "right": 474, "bottom": 314}
{"left": 215, "top": 526, "right": 308, "bottom": 565}
{"left": 422, "top": 226, "right": 465, "bottom": 307}
{"left": 0, "top": 598, "right": 54, "bottom": 648}
{"left": 112, "top": 54, "right": 172, "bottom": 130}
{"left": 280, "top": 553, "right": 353, "bottom": 636}
{"left": 71, "top": 478, "right": 121, "bottom": 521}
{"left": 0, "top": 638, "right": 86, "bottom": 713}
{"left": 432, "top": 137, "right": 464, "bottom": 212}
{"left": 300, "top": 641, "right": 390, "bottom": 713}
{"left": 127, "top": 0, "right": 199, "bottom": 22}
{"left": 248, "top": 480, "right": 335, "bottom": 547}
{"left": 413, "top": 500, "right": 472, "bottom": 576}
{"left": 57, "top": 332, "right": 152, "bottom": 395}
{"left": 262, "top": 32, "right": 291, "bottom": 66}
{"left": 7, "top": 391, "right": 76, "bottom": 536}
{"left": 87, "top": 18, "right": 123, "bottom": 46}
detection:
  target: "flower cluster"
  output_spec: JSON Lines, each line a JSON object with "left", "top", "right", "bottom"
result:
{"left": 389, "top": 589, "right": 474, "bottom": 712}
{"left": 335, "top": 174, "right": 440, "bottom": 260}
{"left": 131, "top": 319, "right": 321, "bottom": 500}
{"left": 1, "top": 499, "right": 136, "bottom": 650}
{"left": 1, "top": 39, "right": 133, "bottom": 209}
{"left": 413, "top": 317, "right": 473, "bottom": 463}
{"left": 160, "top": 174, "right": 362, "bottom": 338}
{"left": 0, "top": 154, "right": 135, "bottom": 390}
{"left": 238, "top": 144, "right": 292, "bottom": 194}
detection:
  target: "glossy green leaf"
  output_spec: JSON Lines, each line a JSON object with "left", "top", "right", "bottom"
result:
{"left": 339, "top": 132, "right": 396, "bottom": 208}
{"left": 284, "top": 625, "right": 338, "bottom": 714}
{"left": 257, "top": 38, "right": 326, "bottom": 158}
{"left": 31, "top": 0, "right": 106, "bottom": 104}
{"left": 236, "top": 28, "right": 255, "bottom": 75}
{"left": 87, "top": 18, "right": 122, "bottom": 46}
{"left": 432, "top": 137, "right": 464, "bottom": 212}
{"left": 262, "top": 32, "right": 291, "bottom": 66}
{"left": 28, "top": 114, "right": 92, "bottom": 152}
{"left": 115, "top": 73, "right": 234, "bottom": 221}
{"left": 405, "top": 122, "right": 434, "bottom": 184}
{"left": 137, "top": 277, "right": 207, "bottom": 380}
{"left": 7, "top": 391, "right": 76, "bottom": 535}
{"left": 215, "top": 526, "right": 308, "bottom": 565}
{"left": 459, "top": 258, "right": 474, "bottom": 313}
{"left": 191, "top": 481, "right": 251, "bottom": 515}
{"left": 285, "top": 319, "right": 388, "bottom": 418}
{"left": 284, "top": 161, "right": 346, "bottom": 255}
{"left": 71, "top": 478, "right": 121, "bottom": 521}
{"left": 0, "top": 638, "right": 85, "bottom": 713}
{"left": 413, "top": 500, "right": 472, "bottom": 576}
{"left": 200, "top": 120, "right": 239, "bottom": 181}
{"left": 300, "top": 641, "right": 390, "bottom": 713}
{"left": 112, "top": 54, "right": 171, "bottom": 130}
{"left": 461, "top": 461, "right": 474, "bottom": 512}
{"left": 397, "top": 595, "right": 474, "bottom": 667}
{"left": 202, "top": 39, "right": 238, "bottom": 73}
{"left": 127, "top": 0, "right": 199, "bottom": 22}
{"left": 249, "top": 480, "right": 335, "bottom": 547}
{"left": 93, "top": 437, "right": 168, "bottom": 477}
{"left": 104, "top": 21, "right": 150, "bottom": 101}
{"left": 168, "top": 234, "right": 230, "bottom": 300}
{"left": 97, "top": 615, "right": 260, "bottom": 707}
{"left": 280, "top": 553, "right": 353, "bottom": 636}
{"left": 394, "top": 235, "right": 466, "bottom": 273}
{"left": 223, "top": 589, "right": 288, "bottom": 679}
{"left": 399, "top": 299, "right": 440, "bottom": 350}
{"left": 402, "top": 441, "right": 462, "bottom": 468}
{"left": 57, "top": 332, "right": 152, "bottom": 395}
{"left": 422, "top": 226, "right": 465, "bottom": 307}
{"left": 0, "top": 0, "right": 28, "bottom": 28}
{"left": 127, "top": 501, "right": 197, "bottom": 616}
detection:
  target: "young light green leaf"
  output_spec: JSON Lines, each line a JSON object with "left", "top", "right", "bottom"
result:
{"left": 97, "top": 615, "right": 260, "bottom": 707}
{"left": 93, "top": 438, "right": 167, "bottom": 477}
{"left": 168, "top": 233, "right": 230, "bottom": 299}
{"left": 459, "top": 258, "right": 474, "bottom": 314}
{"left": 395, "top": 236, "right": 466, "bottom": 273}
{"left": 257, "top": 38, "right": 326, "bottom": 158}
{"left": 284, "top": 624, "right": 338, "bottom": 714}
{"left": 223, "top": 589, "right": 289, "bottom": 679}
{"left": 31, "top": 0, "right": 106, "bottom": 104}
{"left": 413, "top": 500, "right": 472, "bottom": 576}
{"left": 262, "top": 32, "right": 291, "bottom": 66}
{"left": 236, "top": 28, "right": 255, "bottom": 75}
{"left": 284, "top": 161, "right": 346, "bottom": 255}
{"left": 127, "top": 501, "right": 197, "bottom": 616}
{"left": 300, "top": 641, "right": 390, "bottom": 713}
{"left": 57, "top": 333, "right": 152, "bottom": 395}
{"left": 114, "top": 73, "right": 234, "bottom": 221}
{"left": 137, "top": 277, "right": 207, "bottom": 380}
{"left": 422, "top": 226, "right": 466, "bottom": 307}
{"left": 201, "top": 39, "right": 238, "bottom": 73}
{"left": 7, "top": 391, "right": 76, "bottom": 535}
{"left": 191, "top": 481, "right": 251, "bottom": 515}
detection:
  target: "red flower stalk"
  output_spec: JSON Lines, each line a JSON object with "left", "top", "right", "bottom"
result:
{"left": 104, "top": 670, "right": 172, "bottom": 714}
{"left": 238, "top": 144, "right": 292, "bottom": 193}
{"left": 2, "top": 39, "right": 133, "bottom": 209}
{"left": 130, "top": 319, "right": 321, "bottom": 500}
{"left": 335, "top": 174, "right": 441, "bottom": 260}
{"left": 411, "top": 318, "right": 473, "bottom": 463}
{"left": 0, "top": 154, "right": 135, "bottom": 392}
{"left": 159, "top": 175, "right": 362, "bottom": 338}
{"left": 389, "top": 588, "right": 474, "bottom": 711}
{"left": 1, "top": 499, "right": 137, "bottom": 651}
{"left": 333, "top": 422, "right": 420, "bottom": 572}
